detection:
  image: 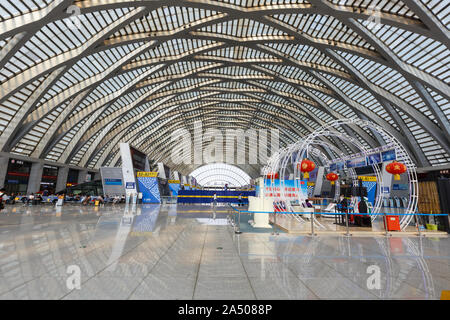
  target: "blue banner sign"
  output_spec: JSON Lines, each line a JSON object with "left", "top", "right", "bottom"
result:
{"left": 104, "top": 178, "right": 122, "bottom": 186}
{"left": 126, "top": 182, "right": 135, "bottom": 189}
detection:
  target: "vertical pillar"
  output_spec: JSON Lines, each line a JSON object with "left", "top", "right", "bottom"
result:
{"left": 173, "top": 171, "right": 180, "bottom": 181}
{"left": 313, "top": 167, "right": 325, "bottom": 197}
{"left": 78, "top": 169, "right": 88, "bottom": 184}
{"left": 56, "top": 166, "right": 69, "bottom": 193}
{"left": 381, "top": 162, "right": 393, "bottom": 196}
{"left": 144, "top": 156, "right": 150, "bottom": 172}
{"left": 26, "top": 162, "right": 44, "bottom": 194}
{"left": 157, "top": 162, "right": 166, "bottom": 179}
{"left": 119, "top": 143, "right": 137, "bottom": 195}
{"left": 93, "top": 171, "right": 101, "bottom": 181}
{"left": 0, "top": 156, "right": 9, "bottom": 189}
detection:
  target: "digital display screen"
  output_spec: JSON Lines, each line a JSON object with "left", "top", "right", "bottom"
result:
{"left": 329, "top": 163, "right": 337, "bottom": 171}
{"left": 346, "top": 157, "right": 367, "bottom": 168}
{"left": 336, "top": 162, "right": 345, "bottom": 171}
{"left": 382, "top": 149, "right": 396, "bottom": 162}
{"left": 367, "top": 152, "right": 381, "bottom": 165}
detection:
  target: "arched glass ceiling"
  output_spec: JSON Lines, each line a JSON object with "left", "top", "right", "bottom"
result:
{"left": 191, "top": 163, "right": 251, "bottom": 187}
{"left": 0, "top": 0, "right": 449, "bottom": 176}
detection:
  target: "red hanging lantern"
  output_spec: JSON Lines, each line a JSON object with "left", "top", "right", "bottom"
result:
{"left": 298, "top": 159, "right": 315, "bottom": 179}
{"left": 326, "top": 172, "right": 339, "bottom": 185}
{"left": 266, "top": 172, "right": 279, "bottom": 180}
{"left": 386, "top": 161, "right": 407, "bottom": 180}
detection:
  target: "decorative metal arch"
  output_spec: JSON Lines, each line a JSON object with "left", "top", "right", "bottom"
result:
{"left": 265, "top": 119, "right": 419, "bottom": 231}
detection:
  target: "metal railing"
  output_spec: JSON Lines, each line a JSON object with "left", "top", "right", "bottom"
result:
{"left": 226, "top": 204, "right": 448, "bottom": 237}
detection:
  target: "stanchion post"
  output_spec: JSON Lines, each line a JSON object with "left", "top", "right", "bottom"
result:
{"left": 383, "top": 212, "right": 391, "bottom": 237}
{"left": 235, "top": 209, "right": 242, "bottom": 234}
{"left": 416, "top": 212, "right": 424, "bottom": 237}
{"left": 345, "top": 211, "right": 352, "bottom": 237}
{"left": 271, "top": 212, "right": 275, "bottom": 235}
{"left": 310, "top": 211, "right": 316, "bottom": 236}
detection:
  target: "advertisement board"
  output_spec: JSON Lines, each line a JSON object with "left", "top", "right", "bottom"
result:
{"left": 168, "top": 180, "right": 181, "bottom": 196}
{"left": 136, "top": 172, "right": 161, "bottom": 203}
{"left": 263, "top": 179, "right": 308, "bottom": 200}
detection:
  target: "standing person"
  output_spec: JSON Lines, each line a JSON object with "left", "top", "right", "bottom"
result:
{"left": 0, "top": 188, "right": 6, "bottom": 212}
{"left": 238, "top": 193, "right": 243, "bottom": 207}
{"left": 338, "top": 195, "right": 348, "bottom": 225}
{"left": 27, "top": 193, "right": 35, "bottom": 206}
{"left": 212, "top": 192, "right": 217, "bottom": 207}
{"left": 56, "top": 193, "right": 65, "bottom": 206}
{"left": 358, "top": 197, "right": 371, "bottom": 227}
{"left": 9, "top": 193, "right": 16, "bottom": 205}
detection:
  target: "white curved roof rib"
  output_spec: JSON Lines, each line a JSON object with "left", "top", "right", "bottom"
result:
{"left": 0, "top": 0, "right": 448, "bottom": 178}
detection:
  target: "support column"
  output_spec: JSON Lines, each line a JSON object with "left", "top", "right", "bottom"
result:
{"left": 119, "top": 143, "right": 137, "bottom": 195}
{"left": 55, "top": 166, "right": 69, "bottom": 193}
{"left": 314, "top": 167, "right": 325, "bottom": 197}
{"left": 26, "top": 162, "right": 44, "bottom": 194}
{"left": 144, "top": 156, "right": 151, "bottom": 172}
{"left": 78, "top": 170, "right": 88, "bottom": 184}
{"left": 157, "top": 162, "right": 166, "bottom": 179}
{"left": 0, "top": 156, "right": 9, "bottom": 189}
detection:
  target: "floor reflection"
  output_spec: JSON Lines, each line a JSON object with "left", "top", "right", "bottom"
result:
{"left": 0, "top": 204, "right": 448, "bottom": 300}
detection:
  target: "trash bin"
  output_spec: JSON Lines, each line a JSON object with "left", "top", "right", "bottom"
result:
{"left": 384, "top": 215, "right": 400, "bottom": 231}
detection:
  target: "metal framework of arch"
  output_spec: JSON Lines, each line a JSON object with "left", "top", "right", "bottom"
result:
{"left": 0, "top": 0, "right": 449, "bottom": 177}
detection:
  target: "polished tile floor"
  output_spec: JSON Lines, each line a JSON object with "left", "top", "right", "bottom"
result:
{"left": 0, "top": 203, "right": 449, "bottom": 300}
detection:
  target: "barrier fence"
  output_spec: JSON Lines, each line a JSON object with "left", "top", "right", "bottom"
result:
{"left": 226, "top": 204, "right": 448, "bottom": 237}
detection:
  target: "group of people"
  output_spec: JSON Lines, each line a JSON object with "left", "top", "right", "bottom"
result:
{"left": 0, "top": 189, "right": 128, "bottom": 209}
{"left": 337, "top": 194, "right": 372, "bottom": 227}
